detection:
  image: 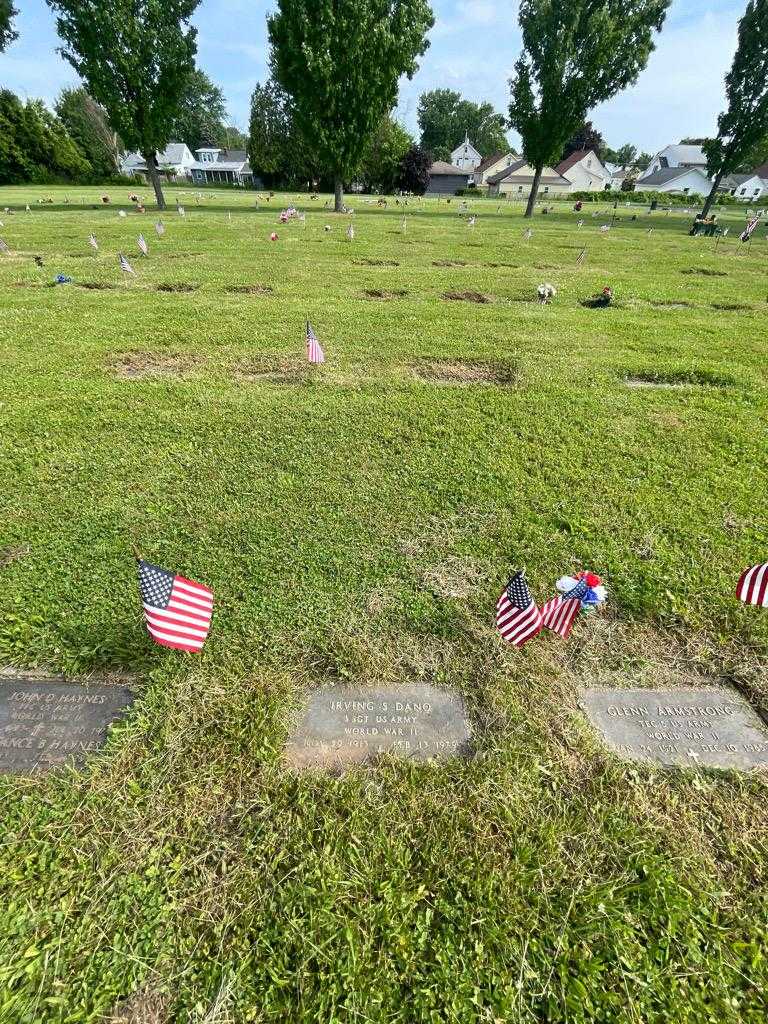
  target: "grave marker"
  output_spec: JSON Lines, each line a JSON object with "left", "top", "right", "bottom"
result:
{"left": 0, "top": 679, "right": 134, "bottom": 774}
{"left": 286, "top": 682, "right": 471, "bottom": 769}
{"left": 580, "top": 686, "right": 768, "bottom": 770}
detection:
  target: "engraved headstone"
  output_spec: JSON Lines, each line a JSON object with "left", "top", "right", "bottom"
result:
{"left": 580, "top": 686, "right": 768, "bottom": 770}
{"left": 285, "top": 682, "right": 471, "bottom": 769}
{"left": 0, "top": 679, "right": 134, "bottom": 774}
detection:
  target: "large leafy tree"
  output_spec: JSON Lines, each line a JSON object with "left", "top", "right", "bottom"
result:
{"left": 0, "top": 90, "right": 91, "bottom": 183}
{"left": 267, "top": 0, "right": 434, "bottom": 211}
{"left": 561, "top": 120, "right": 605, "bottom": 161}
{"left": 509, "top": 0, "right": 669, "bottom": 216}
{"left": 248, "top": 78, "right": 316, "bottom": 187}
{"left": 55, "top": 87, "right": 121, "bottom": 179}
{"left": 397, "top": 143, "right": 431, "bottom": 194}
{"left": 169, "top": 68, "right": 227, "bottom": 152}
{"left": 418, "top": 88, "right": 508, "bottom": 160}
{"left": 700, "top": 0, "right": 768, "bottom": 217}
{"left": 46, "top": 0, "right": 200, "bottom": 209}
{"left": 358, "top": 116, "right": 413, "bottom": 193}
{"left": 0, "top": 0, "right": 18, "bottom": 50}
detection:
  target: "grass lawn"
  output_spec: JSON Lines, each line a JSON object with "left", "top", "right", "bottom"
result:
{"left": 0, "top": 184, "right": 767, "bottom": 1023}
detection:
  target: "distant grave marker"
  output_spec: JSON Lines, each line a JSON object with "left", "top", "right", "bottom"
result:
{"left": 580, "top": 686, "right": 768, "bottom": 771}
{"left": 285, "top": 682, "right": 471, "bottom": 770}
{"left": 0, "top": 679, "right": 134, "bottom": 774}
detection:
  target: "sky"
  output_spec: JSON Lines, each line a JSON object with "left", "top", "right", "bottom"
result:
{"left": 1, "top": 0, "right": 745, "bottom": 155}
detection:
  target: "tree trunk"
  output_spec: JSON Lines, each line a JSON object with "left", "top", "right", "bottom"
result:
{"left": 700, "top": 167, "right": 726, "bottom": 220}
{"left": 524, "top": 164, "right": 543, "bottom": 217}
{"left": 144, "top": 150, "right": 166, "bottom": 210}
{"left": 334, "top": 176, "right": 344, "bottom": 213}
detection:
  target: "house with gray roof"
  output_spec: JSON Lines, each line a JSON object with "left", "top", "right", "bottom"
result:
{"left": 721, "top": 172, "right": 765, "bottom": 201}
{"left": 188, "top": 148, "right": 256, "bottom": 186}
{"left": 120, "top": 143, "right": 195, "bottom": 181}
{"left": 643, "top": 144, "right": 707, "bottom": 177}
{"left": 485, "top": 159, "right": 571, "bottom": 198}
{"left": 634, "top": 165, "right": 711, "bottom": 195}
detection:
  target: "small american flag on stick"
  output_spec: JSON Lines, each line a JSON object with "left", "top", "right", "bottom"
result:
{"left": 541, "top": 579, "right": 589, "bottom": 639}
{"left": 0, "top": 238, "right": 9, "bottom": 254}
{"left": 740, "top": 217, "right": 759, "bottom": 243}
{"left": 575, "top": 247, "right": 586, "bottom": 267}
{"left": 496, "top": 571, "right": 543, "bottom": 647}
{"left": 119, "top": 253, "right": 135, "bottom": 274}
{"left": 177, "top": 205, "right": 185, "bottom": 217}
{"left": 138, "top": 559, "right": 213, "bottom": 652}
{"left": 137, "top": 234, "right": 148, "bottom": 256}
{"left": 736, "top": 563, "right": 768, "bottom": 607}
{"left": 306, "top": 321, "right": 325, "bottom": 363}
{"left": 523, "top": 228, "right": 533, "bottom": 241}
{"left": 88, "top": 233, "right": 98, "bottom": 251}
{"left": 155, "top": 220, "right": 165, "bottom": 237}
{"left": 346, "top": 223, "right": 355, "bottom": 241}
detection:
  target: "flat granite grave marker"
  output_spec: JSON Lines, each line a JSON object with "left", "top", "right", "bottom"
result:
{"left": 285, "top": 682, "right": 471, "bottom": 769}
{"left": 0, "top": 679, "right": 134, "bottom": 775}
{"left": 580, "top": 686, "right": 768, "bottom": 771}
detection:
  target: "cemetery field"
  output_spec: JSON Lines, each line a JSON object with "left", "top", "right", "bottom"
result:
{"left": 1, "top": 184, "right": 768, "bottom": 1023}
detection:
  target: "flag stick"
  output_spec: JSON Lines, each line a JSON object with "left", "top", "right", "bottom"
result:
{"left": 131, "top": 543, "right": 142, "bottom": 562}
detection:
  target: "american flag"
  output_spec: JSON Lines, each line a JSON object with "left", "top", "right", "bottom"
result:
{"left": 740, "top": 217, "right": 759, "bottom": 243}
{"left": 523, "top": 228, "right": 532, "bottom": 241}
{"left": 736, "top": 563, "right": 768, "bottom": 607}
{"left": 306, "top": 321, "right": 325, "bottom": 364}
{"left": 0, "top": 238, "right": 9, "bottom": 254}
{"left": 346, "top": 223, "right": 355, "bottom": 240}
{"left": 88, "top": 233, "right": 98, "bottom": 250}
{"left": 402, "top": 217, "right": 407, "bottom": 233}
{"left": 577, "top": 219, "right": 584, "bottom": 228}
{"left": 541, "top": 579, "right": 589, "bottom": 639}
{"left": 468, "top": 216, "right": 476, "bottom": 229}
{"left": 177, "top": 205, "right": 185, "bottom": 217}
{"left": 155, "top": 220, "right": 165, "bottom": 237}
{"left": 723, "top": 227, "right": 729, "bottom": 237}
{"left": 119, "top": 253, "right": 135, "bottom": 274}
{"left": 496, "top": 571, "right": 543, "bottom": 647}
{"left": 138, "top": 559, "right": 213, "bottom": 652}
{"left": 137, "top": 234, "right": 148, "bottom": 256}
{"left": 575, "top": 247, "right": 586, "bottom": 267}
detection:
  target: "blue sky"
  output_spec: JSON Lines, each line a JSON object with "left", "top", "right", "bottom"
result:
{"left": 1, "top": 0, "right": 745, "bottom": 154}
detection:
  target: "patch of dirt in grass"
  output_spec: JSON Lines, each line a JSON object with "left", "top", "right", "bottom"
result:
{"left": 0, "top": 544, "right": 29, "bottom": 568}
{"left": 433, "top": 259, "right": 467, "bottom": 267}
{"left": 411, "top": 358, "right": 517, "bottom": 386}
{"left": 423, "top": 556, "right": 484, "bottom": 599}
{"left": 649, "top": 299, "right": 694, "bottom": 308}
{"left": 534, "top": 263, "right": 559, "bottom": 270}
{"left": 362, "top": 288, "right": 408, "bottom": 300}
{"left": 650, "top": 410, "right": 685, "bottom": 429}
{"left": 225, "top": 284, "right": 273, "bottom": 295}
{"left": 155, "top": 282, "right": 198, "bottom": 292}
{"left": 711, "top": 302, "right": 753, "bottom": 311}
{"left": 623, "top": 370, "right": 734, "bottom": 389}
{"left": 109, "top": 351, "right": 200, "bottom": 379}
{"left": 682, "top": 268, "right": 727, "bottom": 277}
{"left": 484, "top": 262, "right": 519, "bottom": 269}
{"left": 234, "top": 355, "right": 312, "bottom": 384}
{"left": 106, "top": 987, "right": 170, "bottom": 1024}
{"left": 352, "top": 258, "right": 399, "bottom": 267}
{"left": 442, "top": 290, "right": 491, "bottom": 304}
{"left": 78, "top": 281, "right": 115, "bottom": 290}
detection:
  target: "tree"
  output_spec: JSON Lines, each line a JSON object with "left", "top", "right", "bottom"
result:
{"left": 221, "top": 126, "right": 249, "bottom": 150}
{"left": 602, "top": 142, "right": 637, "bottom": 166}
{"left": 509, "top": 0, "right": 670, "bottom": 216}
{"left": 169, "top": 68, "right": 227, "bottom": 152}
{"left": 358, "top": 116, "right": 413, "bottom": 193}
{"left": 248, "top": 78, "right": 315, "bottom": 187}
{"left": 55, "top": 87, "right": 120, "bottom": 179}
{"left": 561, "top": 120, "right": 605, "bottom": 160}
{"left": 699, "top": 0, "right": 768, "bottom": 218}
{"left": 397, "top": 143, "right": 431, "bottom": 194}
{"left": 0, "top": 90, "right": 91, "bottom": 183}
{"left": 418, "top": 89, "right": 508, "bottom": 159}
{"left": 46, "top": 0, "right": 201, "bottom": 209}
{"left": 267, "top": 0, "right": 434, "bottom": 212}
{"left": 0, "top": 0, "right": 18, "bottom": 51}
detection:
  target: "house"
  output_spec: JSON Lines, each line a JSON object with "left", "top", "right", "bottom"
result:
{"left": 450, "top": 135, "right": 482, "bottom": 177}
{"left": 188, "top": 148, "right": 256, "bottom": 186}
{"left": 634, "top": 166, "right": 711, "bottom": 195}
{"left": 485, "top": 159, "right": 571, "bottom": 198}
{"left": 606, "top": 165, "right": 642, "bottom": 191}
{"left": 554, "top": 150, "right": 611, "bottom": 192}
{"left": 643, "top": 144, "right": 707, "bottom": 177}
{"left": 474, "top": 151, "right": 520, "bottom": 187}
{"left": 425, "top": 160, "right": 471, "bottom": 195}
{"left": 721, "top": 173, "right": 765, "bottom": 201}
{"left": 120, "top": 143, "right": 195, "bottom": 181}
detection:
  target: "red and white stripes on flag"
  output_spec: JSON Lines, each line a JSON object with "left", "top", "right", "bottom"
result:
{"left": 155, "top": 220, "right": 165, "bottom": 236}
{"left": 740, "top": 217, "right": 759, "bottom": 243}
{"left": 306, "top": 321, "right": 325, "bottom": 363}
{"left": 496, "top": 571, "right": 543, "bottom": 647}
{"left": 88, "top": 233, "right": 98, "bottom": 250}
{"left": 138, "top": 559, "right": 213, "bottom": 652}
{"left": 119, "top": 253, "right": 134, "bottom": 274}
{"left": 540, "top": 594, "right": 582, "bottom": 639}
{"left": 736, "top": 563, "right": 768, "bottom": 607}
{"left": 137, "top": 234, "right": 148, "bottom": 256}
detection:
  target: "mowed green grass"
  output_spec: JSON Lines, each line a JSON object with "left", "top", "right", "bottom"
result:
{"left": 0, "top": 184, "right": 767, "bottom": 1023}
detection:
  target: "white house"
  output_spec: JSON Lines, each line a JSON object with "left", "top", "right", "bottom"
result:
{"left": 554, "top": 149, "right": 611, "bottom": 192}
{"left": 120, "top": 143, "right": 195, "bottom": 180}
{"left": 450, "top": 135, "right": 482, "bottom": 177}
{"left": 486, "top": 159, "right": 571, "bottom": 198}
{"left": 643, "top": 144, "right": 707, "bottom": 177}
{"left": 634, "top": 166, "right": 712, "bottom": 195}
{"left": 721, "top": 173, "right": 765, "bottom": 201}
{"left": 188, "top": 147, "right": 255, "bottom": 186}
{"left": 474, "top": 151, "right": 520, "bottom": 186}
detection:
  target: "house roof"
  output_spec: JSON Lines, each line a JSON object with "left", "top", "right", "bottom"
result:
{"left": 486, "top": 159, "right": 570, "bottom": 186}
{"left": 657, "top": 144, "right": 707, "bottom": 166}
{"left": 723, "top": 173, "right": 759, "bottom": 186}
{"left": 157, "top": 143, "right": 190, "bottom": 166}
{"left": 428, "top": 161, "right": 469, "bottom": 176}
{"left": 555, "top": 149, "right": 601, "bottom": 175}
{"left": 637, "top": 166, "right": 709, "bottom": 187}
{"left": 754, "top": 162, "right": 768, "bottom": 179}
{"left": 475, "top": 151, "right": 507, "bottom": 175}
{"left": 190, "top": 160, "right": 249, "bottom": 172}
